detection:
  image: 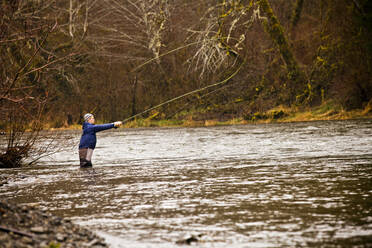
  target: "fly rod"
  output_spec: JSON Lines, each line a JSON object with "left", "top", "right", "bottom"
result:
{"left": 120, "top": 37, "right": 245, "bottom": 123}
{"left": 121, "top": 58, "right": 245, "bottom": 123}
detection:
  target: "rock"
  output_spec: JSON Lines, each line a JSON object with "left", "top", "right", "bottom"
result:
{"left": 39, "top": 241, "right": 48, "bottom": 247}
{"left": 176, "top": 234, "right": 204, "bottom": 245}
{"left": 0, "top": 176, "right": 8, "bottom": 187}
{"left": 26, "top": 202, "right": 40, "bottom": 209}
{"left": 87, "top": 238, "right": 99, "bottom": 246}
{"left": 30, "top": 226, "right": 47, "bottom": 233}
{"left": 52, "top": 217, "right": 62, "bottom": 225}
{"left": 56, "top": 233, "right": 66, "bottom": 242}
{"left": 0, "top": 233, "right": 9, "bottom": 242}
{"left": 20, "top": 236, "right": 33, "bottom": 244}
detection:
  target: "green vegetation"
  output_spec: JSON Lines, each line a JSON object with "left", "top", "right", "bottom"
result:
{"left": 48, "top": 242, "right": 61, "bottom": 248}
{"left": 110, "top": 100, "right": 372, "bottom": 128}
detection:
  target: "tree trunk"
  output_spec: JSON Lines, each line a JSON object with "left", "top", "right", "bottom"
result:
{"left": 257, "top": 0, "right": 306, "bottom": 104}
{"left": 291, "top": 0, "right": 304, "bottom": 29}
{"left": 131, "top": 75, "right": 138, "bottom": 116}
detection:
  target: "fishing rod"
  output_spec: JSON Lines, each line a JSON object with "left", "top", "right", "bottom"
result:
{"left": 121, "top": 59, "right": 246, "bottom": 123}
{"left": 120, "top": 36, "right": 246, "bottom": 123}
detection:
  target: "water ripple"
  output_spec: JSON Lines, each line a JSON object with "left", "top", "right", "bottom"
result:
{"left": 0, "top": 119, "right": 371, "bottom": 247}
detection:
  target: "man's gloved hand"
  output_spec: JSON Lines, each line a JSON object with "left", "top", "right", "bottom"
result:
{"left": 114, "top": 121, "right": 122, "bottom": 127}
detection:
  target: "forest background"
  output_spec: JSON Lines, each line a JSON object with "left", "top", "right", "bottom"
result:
{"left": 0, "top": 0, "right": 371, "bottom": 166}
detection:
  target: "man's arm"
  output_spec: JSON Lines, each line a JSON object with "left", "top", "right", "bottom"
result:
{"left": 93, "top": 123, "right": 115, "bottom": 133}
{"left": 93, "top": 121, "right": 122, "bottom": 133}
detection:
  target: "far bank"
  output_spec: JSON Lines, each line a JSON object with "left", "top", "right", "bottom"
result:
{"left": 46, "top": 101, "right": 372, "bottom": 130}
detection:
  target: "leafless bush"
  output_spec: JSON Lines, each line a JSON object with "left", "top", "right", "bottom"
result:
{"left": 0, "top": 0, "right": 81, "bottom": 167}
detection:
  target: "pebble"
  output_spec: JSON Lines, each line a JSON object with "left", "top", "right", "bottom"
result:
{"left": 176, "top": 233, "right": 204, "bottom": 245}
{"left": 56, "top": 233, "right": 66, "bottom": 242}
{"left": 30, "top": 226, "right": 46, "bottom": 233}
{"left": 0, "top": 233, "right": 8, "bottom": 242}
{"left": 20, "top": 236, "right": 33, "bottom": 244}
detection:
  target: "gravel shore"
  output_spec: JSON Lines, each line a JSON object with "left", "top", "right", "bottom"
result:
{"left": 0, "top": 200, "right": 108, "bottom": 248}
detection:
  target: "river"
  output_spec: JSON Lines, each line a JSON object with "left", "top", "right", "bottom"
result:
{"left": 1, "top": 119, "right": 371, "bottom": 247}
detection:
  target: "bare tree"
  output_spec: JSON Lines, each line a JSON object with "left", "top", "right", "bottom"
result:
{"left": 0, "top": 0, "right": 83, "bottom": 167}
{"left": 188, "top": 0, "right": 256, "bottom": 77}
{"left": 188, "top": 0, "right": 307, "bottom": 104}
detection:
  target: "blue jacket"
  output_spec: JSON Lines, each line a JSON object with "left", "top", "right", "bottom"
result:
{"left": 79, "top": 122, "right": 115, "bottom": 149}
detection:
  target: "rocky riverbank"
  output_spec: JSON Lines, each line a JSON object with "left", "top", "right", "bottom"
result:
{"left": 0, "top": 200, "right": 108, "bottom": 248}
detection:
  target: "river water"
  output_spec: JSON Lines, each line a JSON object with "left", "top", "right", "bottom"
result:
{"left": 1, "top": 120, "right": 371, "bottom": 247}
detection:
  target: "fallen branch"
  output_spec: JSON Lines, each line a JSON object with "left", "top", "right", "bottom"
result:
{"left": 0, "top": 225, "right": 35, "bottom": 238}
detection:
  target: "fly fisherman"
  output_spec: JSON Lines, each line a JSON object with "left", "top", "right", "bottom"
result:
{"left": 79, "top": 113, "right": 122, "bottom": 167}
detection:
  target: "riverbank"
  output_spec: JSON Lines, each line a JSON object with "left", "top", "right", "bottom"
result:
{"left": 0, "top": 200, "right": 108, "bottom": 248}
{"left": 122, "top": 101, "right": 372, "bottom": 128}
{"left": 46, "top": 101, "right": 372, "bottom": 130}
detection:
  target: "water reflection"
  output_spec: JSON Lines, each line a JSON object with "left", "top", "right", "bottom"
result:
{"left": 0, "top": 120, "right": 371, "bottom": 247}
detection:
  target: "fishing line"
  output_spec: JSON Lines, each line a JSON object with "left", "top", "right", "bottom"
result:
{"left": 169, "top": 75, "right": 245, "bottom": 119}
{"left": 130, "top": 41, "right": 202, "bottom": 73}
{"left": 122, "top": 59, "right": 246, "bottom": 123}
{"left": 121, "top": 36, "right": 245, "bottom": 123}
{"left": 130, "top": 36, "right": 242, "bottom": 73}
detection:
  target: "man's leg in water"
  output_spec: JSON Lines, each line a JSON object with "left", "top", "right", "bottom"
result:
{"left": 79, "top": 148, "right": 93, "bottom": 167}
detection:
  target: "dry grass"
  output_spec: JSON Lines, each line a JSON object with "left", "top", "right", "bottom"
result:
{"left": 45, "top": 101, "right": 372, "bottom": 130}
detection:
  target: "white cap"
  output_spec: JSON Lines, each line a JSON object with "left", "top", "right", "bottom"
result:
{"left": 84, "top": 113, "right": 93, "bottom": 122}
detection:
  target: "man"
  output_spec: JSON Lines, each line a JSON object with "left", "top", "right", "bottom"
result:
{"left": 79, "top": 113, "right": 122, "bottom": 167}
